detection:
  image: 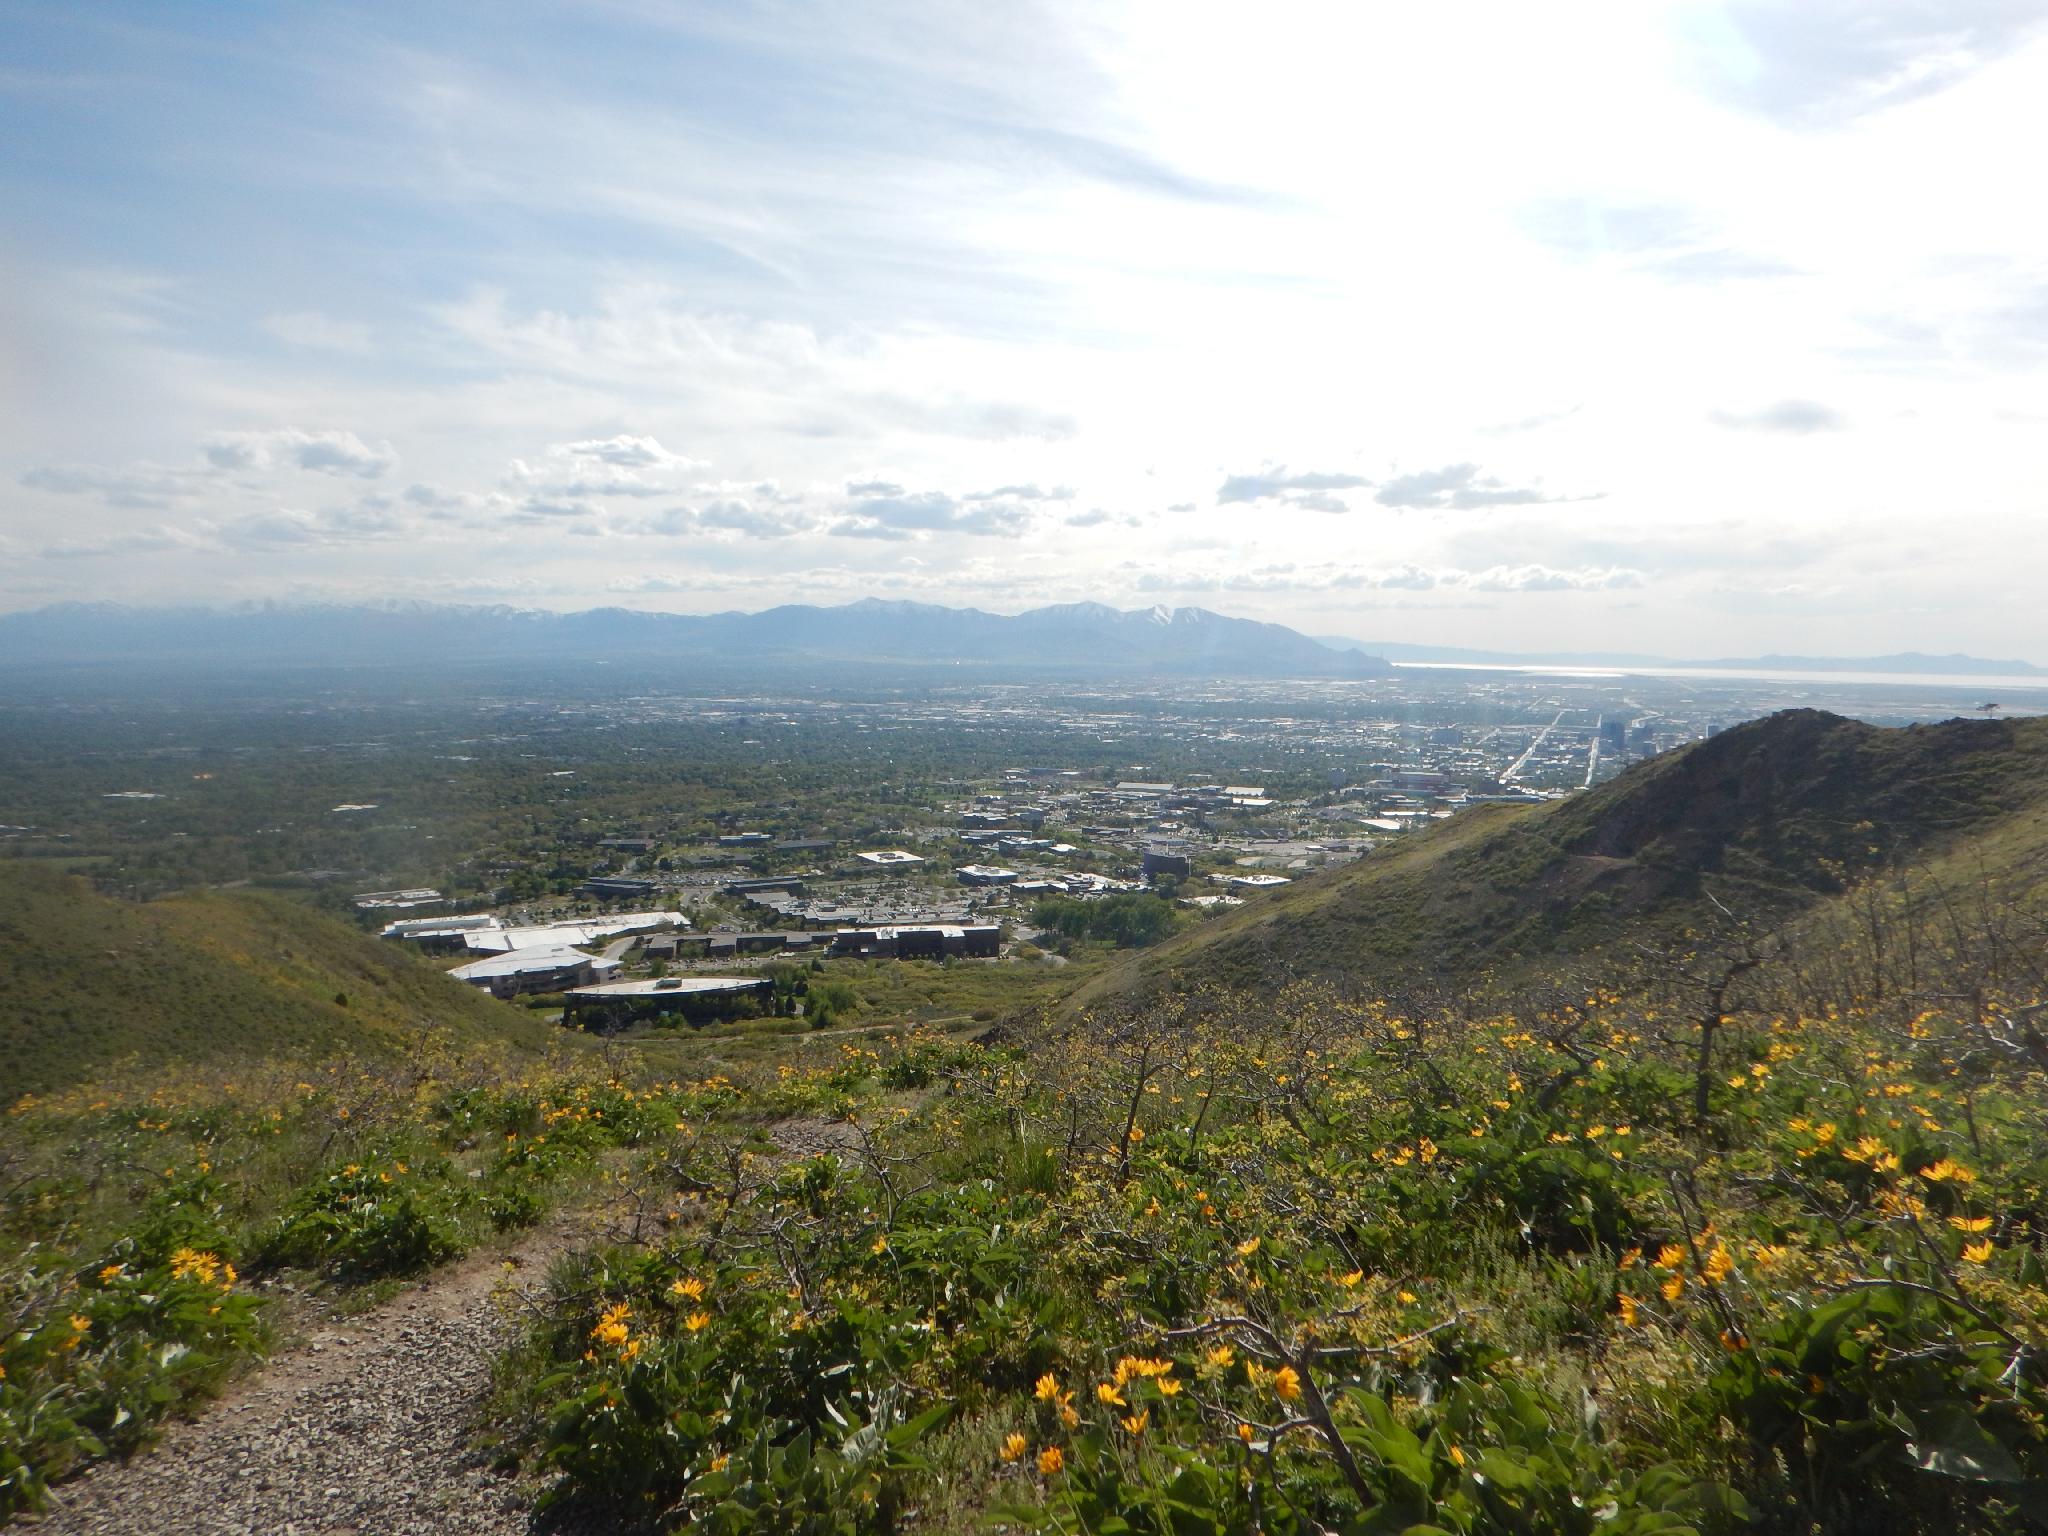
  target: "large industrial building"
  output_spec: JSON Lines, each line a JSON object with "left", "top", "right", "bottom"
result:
{"left": 828, "top": 924, "right": 1000, "bottom": 959}
{"left": 381, "top": 911, "right": 685, "bottom": 954}
{"left": 1141, "top": 844, "right": 1191, "bottom": 881}
{"left": 449, "top": 944, "right": 623, "bottom": 999}
{"left": 561, "top": 975, "right": 775, "bottom": 1029}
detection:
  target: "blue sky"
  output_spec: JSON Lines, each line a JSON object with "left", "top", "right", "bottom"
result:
{"left": 4, "top": 1, "right": 2047, "bottom": 657}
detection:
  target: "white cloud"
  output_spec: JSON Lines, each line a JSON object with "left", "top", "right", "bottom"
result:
{"left": 1708, "top": 398, "right": 1848, "bottom": 433}
{"left": 548, "top": 434, "right": 702, "bottom": 470}
{"left": 1217, "top": 468, "right": 1373, "bottom": 506}
{"left": 1122, "top": 559, "right": 1644, "bottom": 596}
{"left": 20, "top": 463, "right": 198, "bottom": 509}
{"left": 1374, "top": 464, "right": 1594, "bottom": 511}
{"left": 263, "top": 310, "right": 373, "bottom": 354}
{"left": 1465, "top": 564, "right": 1644, "bottom": 592}
{"left": 4, "top": 5, "right": 2048, "bottom": 656}
{"left": 38, "top": 525, "right": 211, "bottom": 559}
{"left": 203, "top": 427, "right": 396, "bottom": 478}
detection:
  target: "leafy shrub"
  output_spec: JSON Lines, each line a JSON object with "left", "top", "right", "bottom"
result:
{"left": 253, "top": 1162, "right": 462, "bottom": 1278}
{"left": 0, "top": 1247, "right": 263, "bottom": 1517}
{"left": 1707, "top": 1280, "right": 2048, "bottom": 1532}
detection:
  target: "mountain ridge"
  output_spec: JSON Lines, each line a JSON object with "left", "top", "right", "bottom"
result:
{"left": 0, "top": 598, "right": 1391, "bottom": 680}
{"left": 1063, "top": 707, "right": 2048, "bottom": 1012}
{"left": 0, "top": 865, "right": 558, "bottom": 1094}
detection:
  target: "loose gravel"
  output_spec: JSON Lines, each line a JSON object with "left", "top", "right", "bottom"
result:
{"left": 34, "top": 1230, "right": 573, "bottom": 1536}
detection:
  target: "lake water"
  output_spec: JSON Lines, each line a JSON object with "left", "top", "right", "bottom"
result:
{"left": 1391, "top": 661, "right": 2048, "bottom": 694}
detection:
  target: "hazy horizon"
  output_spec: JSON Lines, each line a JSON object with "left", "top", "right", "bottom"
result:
{"left": 5, "top": 3, "right": 2046, "bottom": 658}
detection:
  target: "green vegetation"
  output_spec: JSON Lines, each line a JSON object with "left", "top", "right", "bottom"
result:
{"left": 1031, "top": 892, "right": 1187, "bottom": 949}
{"left": 0, "top": 866, "right": 556, "bottom": 1095}
{"left": 0, "top": 679, "right": 1361, "bottom": 903}
{"left": 484, "top": 937, "right": 2048, "bottom": 1534}
{"left": 1069, "top": 711, "right": 2048, "bottom": 1012}
{"left": 0, "top": 1037, "right": 646, "bottom": 1515}
{"left": 7, "top": 708, "right": 2048, "bottom": 1533}
{"left": 776, "top": 956, "right": 1096, "bottom": 1029}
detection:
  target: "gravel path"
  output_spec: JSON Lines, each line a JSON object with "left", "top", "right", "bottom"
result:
{"left": 33, "top": 1226, "right": 574, "bottom": 1536}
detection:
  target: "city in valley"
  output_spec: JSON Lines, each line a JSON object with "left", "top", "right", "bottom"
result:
{"left": 6, "top": 660, "right": 2036, "bottom": 1031}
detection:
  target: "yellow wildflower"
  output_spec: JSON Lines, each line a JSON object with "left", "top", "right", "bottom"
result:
{"left": 1273, "top": 1365, "right": 1302, "bottom": 1402}
{"left": 1963, "top": 1239, "right": 1995, "bottom": 1264}
{"left": 1120, "top": 1410, "right": 1150, "bottom": 1436}
{"left": 1703, "top": 1243, "right": 1734, "bottom": 1284}
{"left": 1235, "top": 1237, "right": 1261, "bottom": 1258}
{"left": 685, "top": 1310, "right": 710, "bottom": 1332}
{"left": 1661, "top": 1273, "right": 1685, "bottom": 1302}
{"left": 591, "top": 1302, "right": 632, "bottom": 1348}
{"left": 1096, "top": 1382, "right": 1126, "bottom": 1406}
{"left": 1035, "top": 1373, "right": 1063, "bottom": 1402}
{"left": 999, "top": 1432, "right": 1028, "bottom": 1464}
{"left": 169, "top": 1248, "right": 223, "bottom": 1285}
{"left": 1950, "top": 1215, "right": 1993, "bottom": 1233}
{"left": 1038, "top": 1446, "right": 1064, "bottom": 1476}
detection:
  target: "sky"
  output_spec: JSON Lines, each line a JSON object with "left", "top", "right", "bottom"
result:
{"left": 3, "top": 1, "right": 2046, "bottom": 659}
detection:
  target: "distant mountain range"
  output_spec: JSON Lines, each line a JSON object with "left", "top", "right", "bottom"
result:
{"left": 3, "top": 600, "right": 2032, "bottom": 682}
{"left": 1316, "top": 637, "right": 2047, "bottom": 678}
{"left": 0, "top": 599, "right": 1391, "bottom": 680}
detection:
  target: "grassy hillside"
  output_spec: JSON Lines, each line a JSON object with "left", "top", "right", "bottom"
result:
{"left": 0, "top": 865, "right": 557, "bottom": 1095}
{"left": 1066, "top": 709, "right": 2048, "bottom": 1011}
{"left": 9, "top": 712, "right": 2048, "bottom": 1532}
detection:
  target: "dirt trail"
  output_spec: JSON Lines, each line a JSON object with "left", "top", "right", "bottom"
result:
{"left": 33, "top": 1220, "right": 581, "bottom": 1536}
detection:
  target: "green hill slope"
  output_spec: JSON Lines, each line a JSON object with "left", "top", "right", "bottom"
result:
{"left": 0, "top": 865, "right": 558, "bottom": 1094}
{"left": 1066, "top": 709, "right": 2048, "bottom": 1010}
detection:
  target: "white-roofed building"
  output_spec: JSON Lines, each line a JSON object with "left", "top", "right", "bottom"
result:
{"left": 449, "top": 944, "right": 622, "bottom": 999}
{"left": 385, "top": 910, "right": 684, "bottom": 955}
